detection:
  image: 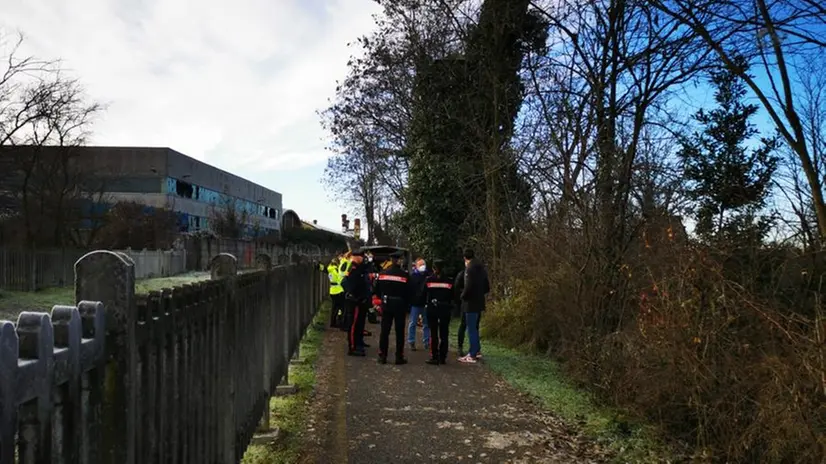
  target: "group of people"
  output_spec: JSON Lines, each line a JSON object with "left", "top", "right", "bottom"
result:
{"left": 324, "top": 248, "right": 490, "bottom": 366}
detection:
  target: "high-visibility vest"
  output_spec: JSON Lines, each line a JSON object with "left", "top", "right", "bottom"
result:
{"left": 327, "top": 263, "right": 344, "bottom": 295}
{"left": 339, "top": 258, "right": 352, "bottom": 276}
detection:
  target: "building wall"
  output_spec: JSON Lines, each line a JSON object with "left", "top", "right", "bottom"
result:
{"left": 76, "top": 147, "right": 282, "bottom": 236}
{"left": 104, "top": 192, "right": 281, "bottom": 234}
{"left": 0, "top": 145, "right": 284, "bottom": 237}
{"left": 166, "top": 150, "right": 281, "bottom": 209}
{"left": 80, "top": 146, "right": 170, "bottom": 177}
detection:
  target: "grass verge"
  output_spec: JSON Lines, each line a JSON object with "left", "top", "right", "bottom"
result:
{"left": 0, "top": 272, "right": 212, "bottom": 321}
{"left": 449, "top": 320, "right": 674, "bottom": 463}
{"left": 241, "top": 303, "right": 329, "bottom": 464}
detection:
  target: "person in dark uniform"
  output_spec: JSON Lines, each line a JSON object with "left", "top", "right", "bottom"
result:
{"left": 341, "top": 249, "right": 370, "bottom": 357}
{"left": 424, "top": 259, "right": 454, "bottom": 365}
{"left": 373, "top": 250, "right": 410, "bottom": 365}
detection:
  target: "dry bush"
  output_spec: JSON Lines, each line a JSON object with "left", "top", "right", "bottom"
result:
{"left": 490, "top": 223, "right": 826, "bottom": 462}
{"left": 484, "top": 226, "right": 587, "bottom": 356}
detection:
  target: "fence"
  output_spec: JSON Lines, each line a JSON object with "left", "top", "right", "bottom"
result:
{"left": 1, "top": 243, "right": 326, "bottom": 291}
{"left": 119, "top": 249, "right": 187, "bottom": 280}
{"left": 0, "top": 249, "right": 327, "bottom": 463}
{"left": 182, "top": 237, "right": 326, "bottom": 271}
{"left": 0, "top": 248, "right": 85, "bottom": 291}
{"left": 0, "top": 248, "right": 186, "bottom": 291}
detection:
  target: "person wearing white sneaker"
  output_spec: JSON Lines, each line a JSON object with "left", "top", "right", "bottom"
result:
{"left": 458, "top": 248, "right": 489, "bottom": 363}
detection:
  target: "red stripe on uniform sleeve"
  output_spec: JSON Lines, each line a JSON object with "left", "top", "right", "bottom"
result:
{"left": 379, "top": 275, "right": 408, "bottom": 283}
{"left": 426, "top": 282, "right": 453, "bottom": 289}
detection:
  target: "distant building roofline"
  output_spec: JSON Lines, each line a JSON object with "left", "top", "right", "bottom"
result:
{"left": 300, "top": 219, "right": 353, "bottom": 239}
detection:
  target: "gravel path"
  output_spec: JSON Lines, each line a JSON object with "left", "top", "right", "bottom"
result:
{"left": 300, "top": 321, "right": 609, "bottom": 464}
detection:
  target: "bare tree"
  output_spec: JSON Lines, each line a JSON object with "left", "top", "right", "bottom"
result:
{"left": 773, "top": 55, "right": 826, "bottom": 249}
{"left": 320, "top": 0, "right": 465, "bottom": 243}
{"left": 0, "top": 30, "right": 104, "bottom": 248}
{"left": 209, "top": 197, "right": 249, "bottom": 239}
{"left": 648, "top": 0, "right": 826, "bottom": 243}
{"left": 499, "top": 0, "right": 713, "bottom": 330}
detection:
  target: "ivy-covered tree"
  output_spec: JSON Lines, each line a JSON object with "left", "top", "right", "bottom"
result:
{"left": 403, "top": 56, "right": 474, "bottom": 264}
{"left": 678, "top": 57, "right": 779, "bottom": 246}
{"left": 402, "top": 0, "right": 547, "bottom": 270}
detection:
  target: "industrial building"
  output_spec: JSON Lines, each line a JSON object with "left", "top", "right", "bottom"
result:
{"left": 0, "top": 146, "right": 283, "bottom": 237}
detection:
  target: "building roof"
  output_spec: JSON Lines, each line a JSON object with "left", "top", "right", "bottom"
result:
{"left": 301, "top": 220, "right": 353, "bottom": 239}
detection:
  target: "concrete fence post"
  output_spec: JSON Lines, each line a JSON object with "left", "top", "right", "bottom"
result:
{"left": 210, "top": 253, "right": 238, "bottom": 280}
{"left": 207, "top": 253, "right": 238, "bottom": 463}
{"left": 75, "top": 250, "right": 137, "bottom": 464}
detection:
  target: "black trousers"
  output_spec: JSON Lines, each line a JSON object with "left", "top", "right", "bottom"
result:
{"left": 348, "top": 300, "right": 368, "bottom": 351}
{"left": 379, "top": 303, "right": 406, "bottom": 360}
{"left": 426, "top": 305, "right": 452, "bottom": 361}
{"left": 330, "top": 293, "right": 345, "bottom": 327}
{"left": 457, "top": 311, "right": 482, "bottom": 348}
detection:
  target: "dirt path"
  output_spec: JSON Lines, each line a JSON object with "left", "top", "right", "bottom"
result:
{"left": 301, "top": 321, "right": 608, "bottom": 463}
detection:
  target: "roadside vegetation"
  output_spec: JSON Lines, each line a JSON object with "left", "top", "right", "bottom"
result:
{"left": 479, "top": 334, "right": 677, "bottom": 463}
{"left": 448, "top": 320, "right": 672, "bottom": 463}
{"left": 241, "top": 304, "right": 329, "bottom": 464}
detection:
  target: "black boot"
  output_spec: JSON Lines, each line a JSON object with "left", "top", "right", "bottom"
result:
{"left": 425, "top": 358, "right": 439, "bottom": 365}
{"left": 377, "top": 356, "right": 387, "bottom": 365}
{"left": 395, "top": 357, "right": 407, "bottom": 365}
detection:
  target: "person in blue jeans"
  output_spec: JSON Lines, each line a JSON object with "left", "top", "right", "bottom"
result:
{"left": 407, "top": 257, "right": 430, "bottom": 350}
{"left": 458, "top": 248, "right": 489, "bottom": 363}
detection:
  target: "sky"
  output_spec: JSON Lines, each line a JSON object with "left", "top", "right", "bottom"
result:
{"left": 0, "top": 0, "right": 381, "bottom": 231}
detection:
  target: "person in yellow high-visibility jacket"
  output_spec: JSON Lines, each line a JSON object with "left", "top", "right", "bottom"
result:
{"left": 337, "top": 252, "right": 353, "bottom": 332}
{"left": 327, "top": 255, "right": 345, "bottom": 328}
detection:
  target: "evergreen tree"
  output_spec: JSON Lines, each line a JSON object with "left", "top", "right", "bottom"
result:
{"left": 678, "top": 57, "right": 779, "bottom": 246}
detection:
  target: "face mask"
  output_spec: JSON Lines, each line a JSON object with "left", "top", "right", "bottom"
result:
{"left": 417, "top": 265, "right": 426, "bottom": 273}
{"left": 367, "top": 256, "right": 373, "bottom": 262}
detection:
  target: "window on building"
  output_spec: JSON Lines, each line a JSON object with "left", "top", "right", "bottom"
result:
{"left": 174, "top": 179, "right": 194, "bottom": 199}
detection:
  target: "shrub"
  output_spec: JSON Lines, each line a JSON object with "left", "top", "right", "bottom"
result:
{"left": 490, "top": 225, "right": 826, "bottom": 462}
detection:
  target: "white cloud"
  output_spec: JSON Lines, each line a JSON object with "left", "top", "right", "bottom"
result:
{"left": 0, "top": 0, "right": 379, "bottom": 228}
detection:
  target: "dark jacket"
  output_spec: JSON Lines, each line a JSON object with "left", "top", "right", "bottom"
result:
{"left": 341, "top": 262, "right": 370, "bottom": 301}
{"left": 460, "top": 260, "right": 489, "bottom": 313}
{"left": 409, "top": 269, "right": 430, "bottom": 307}
{"left": 424, "top": 273, "right": 455, "bottom": 309}
{"left": 453, "top": 270, "right": 465, "bottom": 305}
{"left": 373, "top": 264, "right": 411, "bottom": 306}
